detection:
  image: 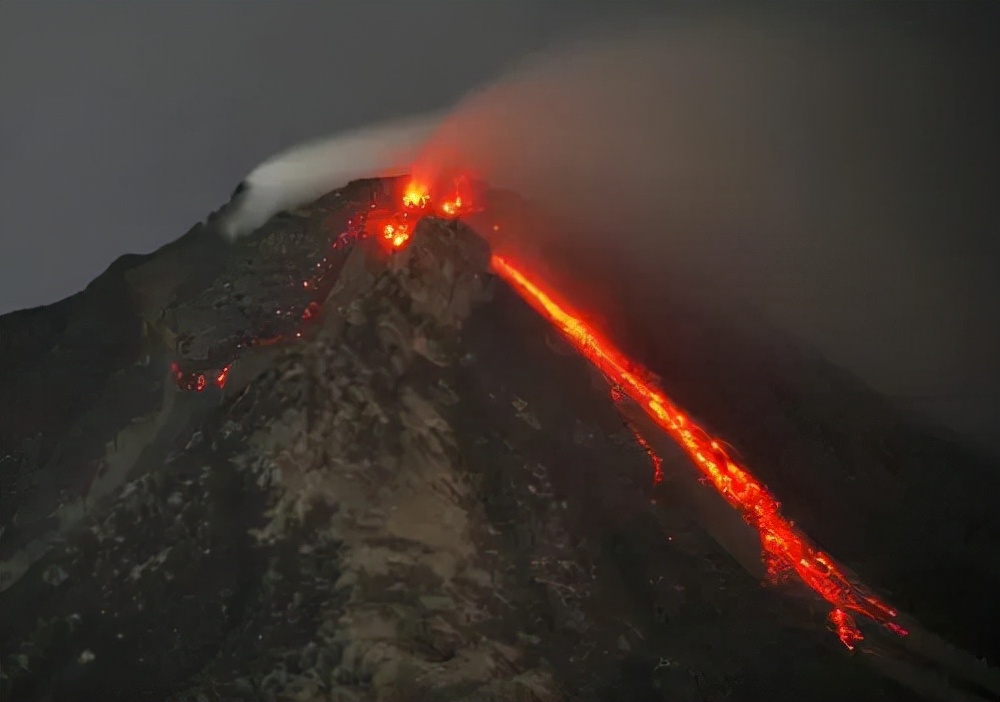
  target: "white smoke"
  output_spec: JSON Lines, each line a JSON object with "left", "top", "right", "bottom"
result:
{"left": 218, "top": 111, "right": 442, "bottom": 240}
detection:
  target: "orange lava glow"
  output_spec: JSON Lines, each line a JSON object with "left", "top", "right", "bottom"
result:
{"left": 369, "top": 178, "right": 476, "bottom": 252}
{"left": 382, "top": 222, "right": 411, "bottom": 250}
{"left": 489, "top": 252, "right": 908, "bottom": 647}
{"left": 169, "top": 361, "right": 231, "bottom": 392}
{"left": 830, "top": 608, "right": 865, "bottom": 651}
{"left": 402, "top": 182, "right": 431, "bottom": 209}
{"left": 631, "top": 424, "right": 666, "bottom": 485}
{"left": 402, "top": 176, "right": 479, "bottom": 221}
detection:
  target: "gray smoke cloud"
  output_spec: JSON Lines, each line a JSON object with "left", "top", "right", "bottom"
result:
{"left": 412, "top": 10, "right": 1000, "bottom": 450}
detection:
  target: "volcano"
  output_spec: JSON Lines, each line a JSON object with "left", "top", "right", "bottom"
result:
{"left": 1, "top": 177, "right": 999, "bottom": 702}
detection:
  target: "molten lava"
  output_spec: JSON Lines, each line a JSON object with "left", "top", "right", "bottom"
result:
{"left": 401, "top": 176, "right": 479, "bottom": 222}
{"left": 489, "top": 253, "right": 907, "bottom": 648}
{"left": 367, "top": 178, "right": 475, "bottom": 253}
{"left": 402, "top": 182, "right": 430, "bottom": 209}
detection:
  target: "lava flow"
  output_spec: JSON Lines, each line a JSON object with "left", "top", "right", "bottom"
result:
{"left": 488, "top": 252, "right": 908, "bottom": 649}
{"left": 388, "top": 177, "right": 908, "bottom": 649}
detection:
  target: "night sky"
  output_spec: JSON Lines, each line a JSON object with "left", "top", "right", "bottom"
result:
{"left": 0, "top": 0, "right": 646, "bottom": 313}
{"left": 1, "top": 1, "right": 998, "bottom": 449}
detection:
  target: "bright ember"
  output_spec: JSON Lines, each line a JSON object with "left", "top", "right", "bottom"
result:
{"left": 170, "top": 361, "right": 229, "bottom": 392}
{"left": 370, "top": 179, "right": 474, "bottom": 252}
{"left": 401, "top": 177, "right": 479, "bottom": 223}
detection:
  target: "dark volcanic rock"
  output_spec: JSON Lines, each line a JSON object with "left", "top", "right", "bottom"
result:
{"left": 1, "top": 181, "right": 997, "bottom": 702}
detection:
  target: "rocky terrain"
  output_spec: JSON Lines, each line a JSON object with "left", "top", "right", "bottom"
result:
{"left": 2, "top": 179, "right": 998, "bottom": 701}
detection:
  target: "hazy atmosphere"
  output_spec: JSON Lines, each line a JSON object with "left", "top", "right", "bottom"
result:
{"left": 411, "top": 5, "right": 1000, "bottom": 451}
{"left": 2, "top": 1, "right": 998, "bottom": 449}
{"left": 0, "top": 0, "right": 643, "bottom": 313}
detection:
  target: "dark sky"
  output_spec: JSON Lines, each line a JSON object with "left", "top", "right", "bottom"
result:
{"left": 2, "top": 1, "right": 998, "bottom": 449}
{"left": 0, "top": 0, "right": 648, "bottom": 314}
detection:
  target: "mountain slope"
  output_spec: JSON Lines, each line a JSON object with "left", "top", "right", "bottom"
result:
{"left": 1, "top": 179, "right": 997, "bottom": 701}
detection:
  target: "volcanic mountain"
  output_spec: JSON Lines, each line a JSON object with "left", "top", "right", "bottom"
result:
{"left": 1, "top": 177, "right": 998, "bottom": 702}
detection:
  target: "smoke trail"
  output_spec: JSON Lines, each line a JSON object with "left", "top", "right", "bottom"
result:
{"left": 220, "top": 112, "right": 442, "bottom": 240}
{"left": 413, "top": 9, "right": 1000, "bottom": 450}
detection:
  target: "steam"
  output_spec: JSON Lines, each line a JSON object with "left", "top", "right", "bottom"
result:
{"left": 220, "top": 112, "right": 442, "bottom": 240}
{"left": 413, "top": 13, "right": 1000, "bottom": 449}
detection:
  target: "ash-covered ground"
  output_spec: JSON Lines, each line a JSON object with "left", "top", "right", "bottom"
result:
{"left": 1, "top": 180, "right": 998, "bottom": 702}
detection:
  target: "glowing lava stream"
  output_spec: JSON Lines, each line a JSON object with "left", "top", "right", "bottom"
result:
{"left": 488, "top": 253, "right": 908, "bottom": 648}
{"left": 390, "top": 178, "right": 906, "bottom": 647}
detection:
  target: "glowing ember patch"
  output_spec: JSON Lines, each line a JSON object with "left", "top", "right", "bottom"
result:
{"left": 215, "top": 364, "right": 231, "bottom": 389}
{"left": 630, "top": 421, "right": 665, "bottom": 485}
{"left": 439, "top": 196, "right": 462, "bottom": 217}
{"left": 170, "top": 197, "right": 375, "bottom": 393}
{"left": 402, "top": 183, "right": 430, "bottom": 209}
{"left": 830, "top": 608, "right": 864, "bottom": 651}
{"left": 614, "top": 387, "right": 665, "bottom": 485}
{"left": 378, "top": 221, "right": 411, "bottom": 250}
{"left": 301, "top": 301, "right": 321, "bottom": 321}
{"left": 490, "top": 254, "right": 907, "bottom": 646}
{"left": 170, "top": 361, "right": 207, "bottom": 392}
{"left": 402, "top": 176, "right": 481, "bottom": 220}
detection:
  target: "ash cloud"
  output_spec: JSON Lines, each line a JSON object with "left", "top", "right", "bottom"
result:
{"left": 413, "top": 8, "right": 1000, "bottom": 450}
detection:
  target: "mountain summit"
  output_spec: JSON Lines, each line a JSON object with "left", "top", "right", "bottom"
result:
{"left": 2, "top": 178, "right": 998, "bottom": 702}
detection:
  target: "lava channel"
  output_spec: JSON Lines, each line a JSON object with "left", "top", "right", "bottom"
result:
{"left": 488, "top": 252, "right": 908, "bottom": 649}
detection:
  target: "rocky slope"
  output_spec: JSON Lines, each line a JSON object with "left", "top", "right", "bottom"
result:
{"left": 1, "top": 179, "right": 998, "bottom": 701}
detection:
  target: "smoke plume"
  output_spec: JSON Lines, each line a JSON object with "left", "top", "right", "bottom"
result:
{"left": 412, "top": 9, "right": 1000, "bottom": 450}
{"left": 221, "top": 112, "right": 442, "bottom": 240}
